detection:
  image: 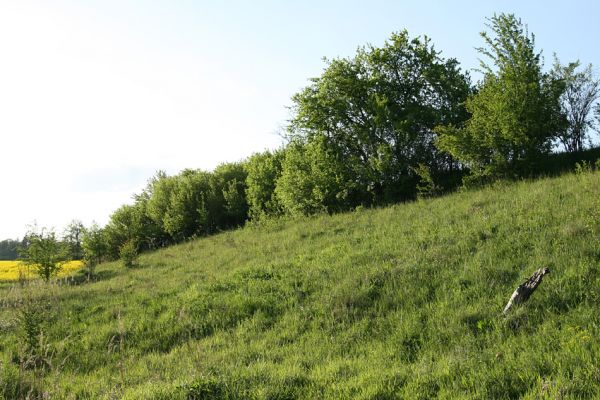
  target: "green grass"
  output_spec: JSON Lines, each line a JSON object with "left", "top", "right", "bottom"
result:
{"left": 1, "top": 170, "right": 600, "bottom": 399}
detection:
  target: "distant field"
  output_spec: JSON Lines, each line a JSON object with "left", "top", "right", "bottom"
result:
{"left": 0, "top": 260, "right": 83, "bottom": 281}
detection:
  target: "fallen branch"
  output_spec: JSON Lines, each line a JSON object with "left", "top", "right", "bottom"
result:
{"left": 503, "top": 267, "right": 550, "bottom": 315}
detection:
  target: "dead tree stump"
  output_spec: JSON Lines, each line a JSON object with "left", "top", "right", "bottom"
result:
{"left": 503, "top": 267, "right": 550, "bottom": 315}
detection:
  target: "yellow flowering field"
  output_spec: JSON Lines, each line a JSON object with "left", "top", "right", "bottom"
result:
{"left": 0, "top": 260, "right": 84, "bottom": 281}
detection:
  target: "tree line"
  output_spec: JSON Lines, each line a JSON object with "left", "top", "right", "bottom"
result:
{"left": 0, "top": 239, "right": 23, "bottom": 260}
{"left": 0, "top": 222, "right": 84, "bottom": 262}
{"left": 10, "top": 13, "right": 600, "bottom": 280}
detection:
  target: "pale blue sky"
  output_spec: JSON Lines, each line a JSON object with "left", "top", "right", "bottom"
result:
{"left": 1, "top": 0, "right": 598, "bottom": 238}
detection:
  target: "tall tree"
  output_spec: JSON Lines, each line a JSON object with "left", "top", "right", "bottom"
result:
{"left": 436, "top": 14, "right": 565, "bottom": 180}
{"left": 81, "top": 223, "right": 107, "bottom": 278}
{"left": 551, "top": 58, "right": 599, "bottom": 152}
{"left": 62, "top": 220, "right": 85, "bottom": 260}
{"left": 290, "top": 30, "right": 471, "bottom": 206}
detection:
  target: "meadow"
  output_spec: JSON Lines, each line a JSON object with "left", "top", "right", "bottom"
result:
{"left": 0, "top": 261, "right": 83, "bottom": 281}
{"left": 1, "top": 170, "right": 599, "bottom": 399}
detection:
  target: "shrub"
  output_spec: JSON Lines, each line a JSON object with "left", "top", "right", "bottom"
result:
{"left": 19, "top": 226, "right": 69, "bottom": 282}
{"left": 119, "top": 240, "right": 138, "bottom": 268}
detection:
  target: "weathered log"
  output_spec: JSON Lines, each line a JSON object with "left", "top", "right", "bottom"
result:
{"left": 503, "top": 267, "right": 550, "bottom": 314}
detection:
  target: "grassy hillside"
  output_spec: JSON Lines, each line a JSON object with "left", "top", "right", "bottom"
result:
{"left": 1, "top": 170, "right": 600, "bottom": 399}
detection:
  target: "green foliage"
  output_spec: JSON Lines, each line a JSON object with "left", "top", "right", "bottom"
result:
{"left": 145, "top": 170, "right": 210, "bottom": 241}
{"left": 2, "top": 171, "right": 600, "bottom": 397}
{"left": 119, "top": 240, "right": 138, "bottom": 268}
{"left": 104, "top": 205, "right": 136, "bottom": 258}
{"left": 436, "top": 13, "right": 565, "bottom": 181}
{"left": 62, "top": 220, "right": 85, "bottom": 260}
{"left": 6, "top": 13, "right": 599, "bottom": 397}
{"left": 82, "top": 223, "right": 108, "bottom": 278}
{"left": 212, "top": 162, "right": 249, "bottom": 228}
{"left": 100, "top": 165, "right": 250, "bottom": 257}
{"left": 276, "top": 137, "right": 357, "bottom": 216}
{"left": 142, "top": 164, "right": 248, "bottom": 246}
{"left": 551, "top": 58, "right": 600, "bottom": 152}
{"left": 18, "top": 226, "right": 69, "bottom": 282}
{"left": 0, "top": 239, "right": 22, "bottom": 261}
{"left": 245, "top": 150, "right": 285, "bottom": 219}
{"left": 16, "top": 296, "right": 53, "bottom": 372}
{"left": 413, "top": 163, "right": 440, "bottom": 198}
{"left": 290, "top": 29, "right": 471, "bottom": 206}
{"left": 104, "top": 194, "right": 166, "bottom": 259}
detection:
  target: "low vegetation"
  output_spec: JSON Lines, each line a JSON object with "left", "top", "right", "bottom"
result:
{"left": 1, "top": 170, "right": 599, "bottom": 398}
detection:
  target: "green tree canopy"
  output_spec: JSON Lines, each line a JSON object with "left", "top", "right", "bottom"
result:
{"left": 0, "top": 239, "right": 22, "bottom": 260}
{"left": 212, "top": 162, "right": 249, "bottom": 228}
{"left": 146, "top": 170, "right": 213, "bottom": 241}
{"left": 290, "top": 30, "right": 471, "bottom": 206}
{"left": 245, "top": 150, "right": 285, "bottom": 219}
{"left": 551, "top": 58, "right": 599, "bottom": 152}
{"left": 62, "top": 220, "right": 85, "bottom": 260}
{"left": 436, "top": 13, "right": 565, "bottom": 180}
{"left": 276, "top": 137, "right": 357, "bottom": 216}
{"left": 81, "top": 223, "right": 108, "bottom": 278}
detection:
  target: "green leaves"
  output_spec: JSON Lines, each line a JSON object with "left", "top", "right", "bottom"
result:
{"left": 82, "top": 223, "right": 108, "bottom": 277}
{"left": 276, "top": 137, "right": 352, "bottom": 216}
{"left": 289, "top": 29, "right": 471, "bottom": 207}
{"left": 551, "top": 58, "right": 600, "bottom": 152}
{"left": 19, "top": 226, "right": 70, "bottom": 282}
{"left": 245, "top": 150, "right": 285, "bottom": 220}
{"left": 436, "top": 13, "right": 564, "bottom": 181}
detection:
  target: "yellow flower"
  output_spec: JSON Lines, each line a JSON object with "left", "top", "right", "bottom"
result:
{"left": 0, "top": 260, "right": 83, "bottom": 281}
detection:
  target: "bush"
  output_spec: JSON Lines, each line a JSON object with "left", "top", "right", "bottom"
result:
{"left": 119, "top": 240, "right": 138, "bottom": 268}
{"left": 82, "top": 223, "right": 108, "bottom": 279}
{"left": 245, "top": 150, "right": 285, "bottom": 219}
{"left": 19, "top": 226, "right": 69, "bottom": 282}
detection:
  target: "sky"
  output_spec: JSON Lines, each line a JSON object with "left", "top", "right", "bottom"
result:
{"left": 1, "top": 0, "right": 599, "bottom": 239}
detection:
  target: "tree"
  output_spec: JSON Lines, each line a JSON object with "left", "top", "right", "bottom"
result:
{"left": 146, "top": 170, "right": 214, "bottom": 240}
{"left": 19, "top": 226, "right": 69, "bottom": 282}
{"left": 62, "top": 220, "right": 85, "bottom": 260}
{"left": 245, "top": 150, "right": 285, "bottom": 219}
{"left": 81, "top": 223, "right": 108, "bottom": 278}
{"left": 289, "top": 30, "right": 471, "bottom": 206}
{"left": 551, "top": 58, "right": 599, "bottom": 152}
{"left": 275, "top": 137, "right": 359, "bottom": 216}
{"left": 104, "top": 173, "right": 171, "bottom": 258}
{"left": 436, "top": 14, "right": 565, "bottom": 181}
{"left": 119, "top": 239, "right": 138, "bottom": 268}
{"left": 212, "top": 162, "right": 249, "bottom": 228}
{"left": 0, "top": 238, "right": 22, "bottom": 260}
{"left": 104, "top": 204, "right": 145, "bottom": 258}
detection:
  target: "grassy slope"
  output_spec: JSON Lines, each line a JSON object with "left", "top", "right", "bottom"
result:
{"left": 1, "top": 171, "right": 600, "bottom": 399}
